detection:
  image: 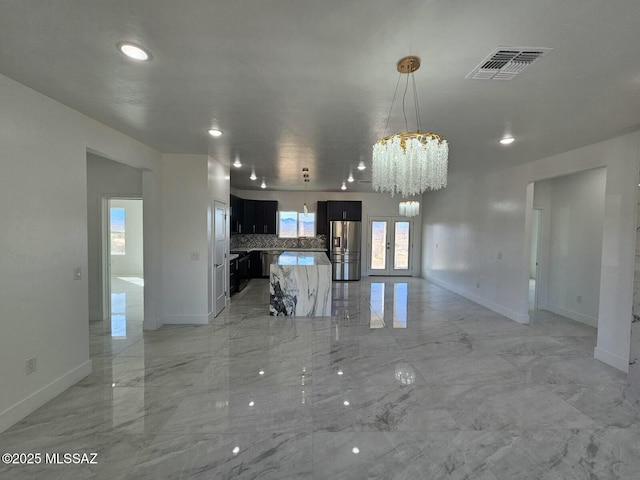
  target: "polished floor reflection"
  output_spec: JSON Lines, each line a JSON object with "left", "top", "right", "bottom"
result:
{"left": 1, "top": 277, "right": 639, "bottom": 479}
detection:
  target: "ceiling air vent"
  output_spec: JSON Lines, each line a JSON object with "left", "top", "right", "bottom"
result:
{"left": 466, "top": 47, "right": 552, "bottom": 80}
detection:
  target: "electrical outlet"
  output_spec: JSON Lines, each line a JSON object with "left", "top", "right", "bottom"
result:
{"left": 191, "top": 252, "right": 199, "bottom": 261}
{"left": 26, "top": 357, "right": 37, "bottom": 375}
{"left": 73, "top": 267, "right": 82, "bottom": 280}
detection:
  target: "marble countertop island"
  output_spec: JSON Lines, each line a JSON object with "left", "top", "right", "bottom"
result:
{"left": 269, "top": 251, "right": 332, "bottom": 316}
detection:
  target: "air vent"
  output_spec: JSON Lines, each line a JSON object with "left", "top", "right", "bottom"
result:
{"left": 466, "top": 47, "right": 552, "bottom": 80}
{"left": 357, "top": 179, "right": 372, "bottom": 184}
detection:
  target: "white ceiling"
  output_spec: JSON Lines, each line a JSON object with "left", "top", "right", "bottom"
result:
{"left": 1, "top": 0, "right": 640, "bottom": 193}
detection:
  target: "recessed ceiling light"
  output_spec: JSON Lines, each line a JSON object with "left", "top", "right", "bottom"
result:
{"left": 341, "top": 182, "right": 347, "bottom": 191}
{"left": 500, "top": 136, "right": 515, "bottom": 145}
{"left": 347, "top": 173, "right": 354, "bottom": 183}
{"left": 261, "top": 180, "right": 267, "bottom": 189}
{"left": 357, "top": 161, "right": 366, "bottom": 171}
{"left": 233, "top": 157, "right": 242, "bottom": 168}
{"left": 118, "top": 42, "right": 150, "bottom": 61}
{"left": 208, "top": 128, "right": 223, "bottom": 137}
{"left": 250, "top": 169, "right": 257, "bottom": 181}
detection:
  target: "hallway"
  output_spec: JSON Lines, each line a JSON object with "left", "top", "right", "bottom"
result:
{"left": 0, "top": 278, "right": 638, "bottom": 479}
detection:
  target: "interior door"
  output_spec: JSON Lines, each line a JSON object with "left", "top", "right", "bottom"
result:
{"left": 368, "top": 216, "right": 412, "bottom": 276}
{"left": 214, "top": 201, "right": 226, "bottom": 316}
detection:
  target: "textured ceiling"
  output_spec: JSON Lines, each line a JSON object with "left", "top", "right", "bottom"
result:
{"left": 1, "top": 0, "right": 640, "bottom": 193}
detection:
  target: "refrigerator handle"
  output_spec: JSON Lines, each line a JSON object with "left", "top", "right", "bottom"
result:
{"left": 333, "top": 236, "right": 341, "bottom": 248}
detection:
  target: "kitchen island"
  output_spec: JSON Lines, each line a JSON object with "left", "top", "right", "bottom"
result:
{"left": 269, "top": 251, "right": 332, "bottom": 316}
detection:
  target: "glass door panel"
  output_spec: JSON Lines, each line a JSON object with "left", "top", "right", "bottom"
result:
{"left": 370, "top": 220, "right": 387, "bottom": 271}
{"left": 393, "top": 221, "right": 410, "bottom": 270}
{"left": 369, "top": 217, "right": 412, "bottom": 276}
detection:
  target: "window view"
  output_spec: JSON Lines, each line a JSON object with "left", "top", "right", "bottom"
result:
{"left": 279, "top": 211, "right": 316, "bottom": 238}
{"left": 298, "top": 213, "right": 315, "bottom": 237}
{"left": 371, "top": 221, "right": 387, "bottom": 270}
{"left": 394, "top": 221, "right": 410, "bottom": 270}
{"left": 110, "top": 207, "right": 126, "bottom": 255}
{"left": 279, "top": 211, "right": 298, "bottom": 238}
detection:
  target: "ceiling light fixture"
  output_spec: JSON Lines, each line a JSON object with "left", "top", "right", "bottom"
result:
{"left": 399, "top": 201, "right": 420, "bottom": 217}
{"left": 500, "top": 136, "right": 515, "bottom": 145}
{"left": 372, "top": 56, "right": 448, "bottom": 198}
{"left": 341, "top": 182, "right": 347, "bottom": 191}
{"left": 250, "top": 169, "right": 257, "bottom": 181}
{"left": 357, "top": 161, "right": 366, "bottom": 171}
{"left": 117, "top": 42, "right": 150, "bottom": 61}
{"left": 208, "top": 128, "right": 223, "bottom": 137}
{"left": 261, "top": 179, "right": 267, "bottom": 189}
{"left": 233, "top": 156, "right": 242, "bottom": 168}
{"left": 347, "top": 172, "right": 354, "bottom": 183}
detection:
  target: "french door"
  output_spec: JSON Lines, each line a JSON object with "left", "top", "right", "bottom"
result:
{"left": 368, "top": 216, "right": 412, "bottom": 276}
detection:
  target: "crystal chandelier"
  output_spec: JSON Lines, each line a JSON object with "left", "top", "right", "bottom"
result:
{"left": 399, "top": 201, "right": 420, "bottom": 217}
{"left": 372, "top": 56, "right": 448, "bottom": 198}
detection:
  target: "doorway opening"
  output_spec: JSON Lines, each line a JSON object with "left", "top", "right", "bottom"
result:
{"left": 368, "top": 216, "right": 412, "bottom": 276}
{"left": 529, "top": 209, "right": 542, "bottom": 310}
{"left": 104, "top": 198, "right": 144, "bottom": 337}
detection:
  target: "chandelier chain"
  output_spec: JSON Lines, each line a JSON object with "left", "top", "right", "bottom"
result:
{"left": 402, "top": 72, "right": 410, "bottom": 132}
{"left": 412, "top": 73, "right": 421, "bottom": 133}
{"left": 383, "top": 73, "right": 403, "bottom": 138}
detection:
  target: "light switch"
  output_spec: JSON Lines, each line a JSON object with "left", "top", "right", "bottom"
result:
{"left": 191, "top": 252, "right": 200, "bottom": 261}
{"left": 73, "top": 267, "right": 82, "bottom": 280}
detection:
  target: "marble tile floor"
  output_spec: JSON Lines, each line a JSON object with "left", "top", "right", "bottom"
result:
{"left": 1, "top": 277, "right": 639, "bottom": 479}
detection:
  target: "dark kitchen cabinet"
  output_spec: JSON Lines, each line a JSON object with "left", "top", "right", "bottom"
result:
{"left": 316, "top": 201, "right": 328, "bottom": 235}
{"left": 229, "top": 257, "right": 238, "bottom": 295}
{"left": 327, "top": 201, "right": 362, "bottom": 221}
{"left": 242, "top": 200, "right": 256, "bottom": 234}
{"left": 241, "top": 200, "right": 277, "bottom": 234}
{"left": 249, "top": 251, "right": 262, "bottom": 277}
{"left": 255, "top": 200, "right": 278, "bottom": 234}
{"left": 230, "top": 195, "right": 244, "bottom": 234}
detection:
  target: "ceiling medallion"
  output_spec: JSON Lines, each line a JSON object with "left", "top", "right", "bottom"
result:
{"left": 372, "top": 56, "right": 449, "bottom": 198}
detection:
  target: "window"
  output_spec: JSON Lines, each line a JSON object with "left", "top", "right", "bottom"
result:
{"left": 110, "top": 207, "right": 126, "bottom": 255}
{"left": 278, "top": 211, "right": 316, "bottom": 238}
{"left": 298, "top": 213, "right": 315, "bottom": 237}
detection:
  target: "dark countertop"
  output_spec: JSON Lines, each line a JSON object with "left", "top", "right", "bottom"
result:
{"left": 230, "top": 247, "right": 327, "bottom": 253}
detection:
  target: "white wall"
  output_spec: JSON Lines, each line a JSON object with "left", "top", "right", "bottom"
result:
{"left": 110, "top": 199, "right": 144, "bottom": 277}
{"left": 86, "top": 155, "right": 143, "bottom": 320}
{"left": 534, "top": 168, "right": 606, "bottom": 327}
{"left": 233, "top": 189, "right": 423, "bottom": 277}
{"left": 0, "top": 73, "right": 163, "bottom": 432}
{"left": 422, "top": 131, "right": 640, "bottom": 372}
{"left": 162, "top": 155, "right": 210, "bottom": 324}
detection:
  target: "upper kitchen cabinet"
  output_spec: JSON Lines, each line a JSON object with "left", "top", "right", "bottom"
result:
{"left": 327, "top": 200, "right": 362, "bottom": 221}
{"left": 242, "top": 199, "right": 256, "bottom": 234}
{"left": 230, "top": 194, "right": 244, "bottom": 234}
{"left": 258, "top": 200, "right": 278, "bottom": 234}
{"left": 316, "top": 201, "right": 328, "bottom": 235}
{"left": 242, "top": 199, "right": 278, "bottom": 234}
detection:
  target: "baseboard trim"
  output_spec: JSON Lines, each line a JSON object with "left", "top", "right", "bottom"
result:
{"left": 143, "top": 315, "right": 164, "bottom": 331}
{"left": 426, "top": 275, "right": 529, "bottom": 324}
{"left": 594, "top": 346, "right": 628, "bottom": 373}
{"left": 0, "top": 359, "right": 92, "bottom": 434}
{"left": 546, "top": 303, "right": 598, "bottom": 328}
{"left": 163, "top": 314, "right": 209, "bottom": 325}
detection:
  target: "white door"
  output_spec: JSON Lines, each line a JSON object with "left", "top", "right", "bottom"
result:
{"left": 368, "top": 216, "right": 412, "bottom": 276}
{"left": 214, "top": 201, "right": 227, "bottom": 316}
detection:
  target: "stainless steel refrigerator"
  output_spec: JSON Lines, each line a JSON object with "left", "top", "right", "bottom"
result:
{"left": 330, "top": 221, "right": 361, "bottom": 281}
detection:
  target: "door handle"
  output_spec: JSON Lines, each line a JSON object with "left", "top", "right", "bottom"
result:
{"left": 214, "top": 263, "right": 222, "bottom": 267}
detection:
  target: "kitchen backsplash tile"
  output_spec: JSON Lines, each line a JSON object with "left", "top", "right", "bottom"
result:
{"left": 231, "top": 234, "right": 326, "bottom": 250}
